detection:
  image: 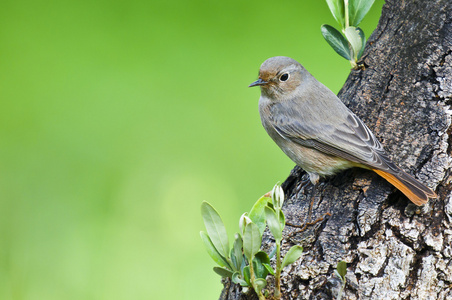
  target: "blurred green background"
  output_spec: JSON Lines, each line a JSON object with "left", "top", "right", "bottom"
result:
{"left": 0, "top": 0, "right": 383, "bottom": 299}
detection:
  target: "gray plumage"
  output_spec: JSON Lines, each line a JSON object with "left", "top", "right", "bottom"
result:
{"left": 250, "top": 56, "right": 436, "bottom": 205}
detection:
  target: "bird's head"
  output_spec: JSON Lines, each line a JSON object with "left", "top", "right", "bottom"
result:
{"left": 249, "top": 56, "right": 304, "bottom": 99}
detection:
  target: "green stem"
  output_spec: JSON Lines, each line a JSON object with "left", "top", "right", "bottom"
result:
{"left": 344, "top": 0, "right": 358, "bottom": 68}
{"left": 249, "top": 257, "right": 256, "bottom": 288}
{"left": 274, "top": 242, "right": 281, "bottom": 299}
{"left": 338, "top": 279, "right": 346, "bottom": 300}
{"left": 344, "top": 0, "right": 349, "bottom": 29}
{"left": 249, "top": 257, "right": 266, "bottom": 300}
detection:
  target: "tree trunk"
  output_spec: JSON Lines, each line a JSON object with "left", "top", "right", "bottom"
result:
{"left": 221, "top": 0, "right": 452, "bottom": 299}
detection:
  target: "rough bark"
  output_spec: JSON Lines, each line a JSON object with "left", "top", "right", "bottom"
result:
{"left": 221, "top": 0, "right": 452, "bottom": 299}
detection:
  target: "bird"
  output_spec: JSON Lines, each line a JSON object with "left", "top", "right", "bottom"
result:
{"left": 249, "top": 56, "right": 437, "bottom": 206}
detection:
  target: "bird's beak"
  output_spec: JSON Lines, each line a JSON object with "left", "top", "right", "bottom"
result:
{"left": 248, "top": 78, "right": 268, "bottom": 87}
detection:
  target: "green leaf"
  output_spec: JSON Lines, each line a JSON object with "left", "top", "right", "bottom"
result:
{"left": 263, "top": 263, "right": 275, "bottom": 276}
{"left": 321, "top": 24, "right": 351, "bottom": 60}
{"left": 325, "top": 0, "right": 345, "bottom": 28}
{"left": 264, "top": 206, "right": 282, "bottom": 241}
{"left": 267, "top": 201, "right": 275, "bottom": 210}
{"left": 240, "top": 254, "right": 247, "bottom": 270}
{"left": 356, "top": 27, "right": 366, "bottom": 59}
{"left": 249, "top": 196, "right": 270, "bottom": 235}
{"left": 253, "top": 251, "right": 270, "bottom": 279}
{"left": 243, "top": 265, "right": 251, "bottom": 286}
{"left": 279, "top": 209, "right": 285, "bottom": 232}
{"left": 243, "top": 223, "right": 262, "bottom": 260}
{"left": 337, "top": 261, "right": 347, "bottom": 281}
{"left": 344, "top": 26, "right": 363, "bottom": 60}
{"left": 255, "top": 251, "right": 270, "bottom": 264}
{"left": 349, "top": 0, "right": 376, "bottom": 27}
{"left": 281, "top": 245, "right": 304, "bottom": 268}
{"left": 230, "top": 233, "right": 243, "bottom": 271}
{"left": 232, "top": 271, "right": 249, "bottom": 286}
{"left": 201, "top": 201, "right": 230, "bottom": 259}
{"left": 213, "top": 266, "right": 233, "bottom": 278}
{"left": 200, "top": 231, "right": 231, "bottom": 268}
{"left": 254, "top": 278, "right": 267, "bottom": 294}
{"left": 268, "top": 246, "right": 277, "bottom": 259}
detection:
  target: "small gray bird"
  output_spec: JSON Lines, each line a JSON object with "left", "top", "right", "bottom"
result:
{"left": 249, "top": 56, "right": 437, "bottom": 205}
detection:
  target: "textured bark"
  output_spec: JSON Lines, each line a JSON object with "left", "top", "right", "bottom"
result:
{"left": 220, "top": 0, "right": 452, "bottom": 299}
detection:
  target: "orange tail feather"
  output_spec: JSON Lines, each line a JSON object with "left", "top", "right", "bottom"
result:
{"left": 372, "top": 168, "right": 437, "bottom": 206}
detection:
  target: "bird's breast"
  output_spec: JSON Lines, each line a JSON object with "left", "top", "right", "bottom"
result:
{"left": 258, "top": 97, "right": 355, "bottom": 176}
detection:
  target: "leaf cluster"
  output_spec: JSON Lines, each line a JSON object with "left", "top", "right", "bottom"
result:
{"left": 321, "top": 0, "right": 375, "bottom": 68}
{"left": 200, "top": 184, "right": 303, "bottom": 299}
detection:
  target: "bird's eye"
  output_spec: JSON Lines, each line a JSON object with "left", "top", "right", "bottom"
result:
{"left": 279, "top": 73, "right": 289, "bottom": 82}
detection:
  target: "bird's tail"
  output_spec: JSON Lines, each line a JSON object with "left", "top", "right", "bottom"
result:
{"left": 372, "top": 168, "right": 437, "bottom": 206}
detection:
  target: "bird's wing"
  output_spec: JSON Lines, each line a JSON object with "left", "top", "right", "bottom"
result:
{"left": 270, "top": 106, "right": 400, "bottom": 173}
